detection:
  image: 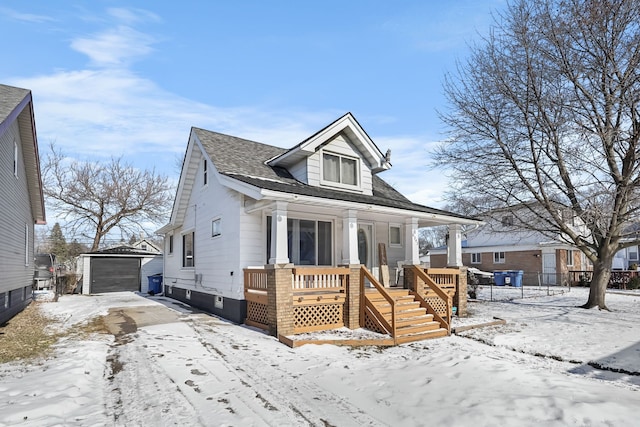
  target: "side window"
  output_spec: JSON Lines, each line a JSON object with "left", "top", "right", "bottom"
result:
{"left": 493, "top": 251, "right": 505, "bottom": 264}
{"left": 168, "top": 235, "right": 174, "bottom": 254}
{"left": 182, "top": 232, "right": 194, "bottom": 267}
{"left": 14, "top": 140, "right": 18, "bottom": 177}
{"left": 471, "top": 253, "right": 481, "bottom": 264}
{"left": 211, "top": 218, "right": 221, "bottom": 237}
{"left": 24, "top": 224, "right": 29, "bottom": 266}
{"left": 203, "top": 159, "right": 208, "bottom": 186}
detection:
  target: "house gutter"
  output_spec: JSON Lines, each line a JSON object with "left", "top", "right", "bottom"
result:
{"left": 257, "top": 189, "right": 481, "bottom": 226}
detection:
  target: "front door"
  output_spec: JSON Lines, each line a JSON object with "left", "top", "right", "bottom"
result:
{"left": 542, "top": 253, "right": 556, "bottom": 285}
{"left": 358, "top": 223, "right": 375, "bottom": 270}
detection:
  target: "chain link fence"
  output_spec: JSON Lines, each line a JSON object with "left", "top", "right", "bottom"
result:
{"left": 468, "top": 270, "right": 574, "bottom": 302}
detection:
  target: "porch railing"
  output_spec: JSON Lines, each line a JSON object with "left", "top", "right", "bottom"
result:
{"left": 244, "top": 268, "right": 269, "bottom": 330}
{"left": 360, "top": 266, "right": 397, "bottom": 343}
{"left": 292, "top": 267, "right": 348, "bottom": 292}
{"left": 410, "top": 266, "right": 453, "bottom": 333}
{"left": 291, "top": 267, "right": 348, "bottom": 333}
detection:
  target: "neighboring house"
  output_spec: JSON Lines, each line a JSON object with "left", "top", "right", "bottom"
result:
{"left": 429, "top": 209, "right": 591, "bottom": 285}
{"left": 77, "top": 246, "right": 163, "bottom": 294}
{"left": 157, "top": 113, "right": 480, "bottom": 324}
{"left": 612, "top": 245, "right": 640, "bottom": 270}
{"left": 131, "top": 238, "right": 162, "bottom": 254}
{"left": 0, "top": 84, "right": 46, "bottom": 325}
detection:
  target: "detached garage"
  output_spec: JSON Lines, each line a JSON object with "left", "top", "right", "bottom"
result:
{"left": 78, "top": 246, "right": 163, "bottom": 294}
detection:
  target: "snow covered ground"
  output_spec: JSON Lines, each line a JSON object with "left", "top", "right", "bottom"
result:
{"left": 1, "top": 287, "right": 639, "bottom": 426}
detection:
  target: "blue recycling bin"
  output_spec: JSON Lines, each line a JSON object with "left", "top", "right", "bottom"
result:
{"left": 493, "top": 271, "right": 507, "bottom": 286}
{"left": 147, "top": 274, "right": 163, "bottom": 294}
{"left": 507, "top": 270, "right": 523, "bottom": 287}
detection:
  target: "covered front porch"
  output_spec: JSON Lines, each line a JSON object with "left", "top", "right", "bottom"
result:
{"left": 244, "top": 264, "right": 467, "bottom": 347}
{"left": 242, "top": 197, "right": 476, "bottom": 346}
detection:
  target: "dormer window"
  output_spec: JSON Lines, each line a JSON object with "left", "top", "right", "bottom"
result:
{"left": 322, "top": 152, "right": 358, "bottom": 187}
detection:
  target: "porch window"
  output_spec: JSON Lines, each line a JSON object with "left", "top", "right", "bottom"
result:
{"left": 266, "top": 217, "right": 332, "bottom": 265}
{"left": 493, "top": 251, "right": 505, "bottom": 264}
{"left": 389, "top": 224, "right": 401, "bottom": 247}
{"left": 322, "top": 152, "right": 358, "bottom": 186}
{"left": 471, "top": 253, "right": 481, "bottom": 264}
{"left": 183, "top": 232, "right": 194, "bottom": 267}
{"left": 566, "top": 249, "right": 575, "bottom": 267}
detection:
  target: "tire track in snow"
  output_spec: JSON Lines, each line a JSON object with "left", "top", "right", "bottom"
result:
{"left": 133, "top": 317, "right": 310, "bottom": 426}
{"left": 186, "top": 316, "right": 385, "bottom": 427}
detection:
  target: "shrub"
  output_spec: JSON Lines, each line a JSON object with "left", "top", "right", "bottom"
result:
{"left": 627, "top": 277, "right": 640, "bottom": 290}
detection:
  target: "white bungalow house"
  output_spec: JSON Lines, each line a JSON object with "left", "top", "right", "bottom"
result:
{"left": 157, "top": 113, "right": 480, "bottom": 325}
{"left": 0, "top": 84, "right": 46, "bottom": 324}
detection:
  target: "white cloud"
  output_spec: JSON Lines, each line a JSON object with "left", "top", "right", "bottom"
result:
{"left": 375, "top": 136, "right": 450, "bottom": 208}
{"left": 71, "top": 26, "right": 156, "bottom": 67}
{"left": 0, "top": 7, "right": 55, "bottom": 24}
{"left": 107, "top": 8, "right": 161, "bottom": 25}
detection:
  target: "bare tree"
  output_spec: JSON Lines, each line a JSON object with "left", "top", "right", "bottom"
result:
{"left": 435, "top": 0, "right": 640, "bottom": 309}
{"left": 42, "top": 144, "right": 173, "bottom": 251}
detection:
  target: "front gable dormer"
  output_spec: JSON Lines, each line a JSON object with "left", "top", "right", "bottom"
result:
{"left": 266, "top": 113, "right": 390, "bottom": 195}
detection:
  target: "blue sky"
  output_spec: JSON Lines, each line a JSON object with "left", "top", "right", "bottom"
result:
{"left": 2, "top": 0, "right": 504, "bottom": 225}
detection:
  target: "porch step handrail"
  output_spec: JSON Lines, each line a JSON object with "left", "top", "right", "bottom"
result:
{"left": 410, "top": 265, "right": 452, "bottom": 333}
{"left": 360, "top": 266, "right": 397, "bottom": 343}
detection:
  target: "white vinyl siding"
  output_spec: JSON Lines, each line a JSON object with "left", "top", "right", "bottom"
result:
{"left": 0, "top": 120, "right": 35, "bottom": 296}
{"left": 288, "top": 160, "right": 308, "bottom": 184}
{"left": 162, "top": 156, "right": 245, "bottom": 300}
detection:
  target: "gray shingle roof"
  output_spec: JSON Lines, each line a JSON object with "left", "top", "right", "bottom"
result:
{"left": 193, "top": 127, "right": 474, "bottom": 220}
{"left": 0, "top": 84, "right": 30, "bottom": 124}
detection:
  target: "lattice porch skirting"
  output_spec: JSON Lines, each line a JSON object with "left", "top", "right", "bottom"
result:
{"left": 293, "top": 302, "right": 344, "bottom": 334}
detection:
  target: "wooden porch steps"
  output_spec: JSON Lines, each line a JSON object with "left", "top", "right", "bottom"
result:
{"left": 365, "top": 288, "right": 449, "bottom": 343}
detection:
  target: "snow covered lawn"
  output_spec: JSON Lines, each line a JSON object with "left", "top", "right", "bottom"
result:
{"left": 1, "top": 288, "right": 638, "bottom": 426}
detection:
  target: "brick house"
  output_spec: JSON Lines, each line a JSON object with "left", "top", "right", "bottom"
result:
{"left": 429, "top": 210, "right": 591, "bottom": 286}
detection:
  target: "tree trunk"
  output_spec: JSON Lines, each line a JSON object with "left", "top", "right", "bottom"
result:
{"left": 582, "top": 258, "right": 612, "bottom": 310}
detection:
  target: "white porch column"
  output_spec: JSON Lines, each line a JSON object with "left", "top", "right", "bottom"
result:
{"left": 447, "top": 223, "right": 463, "bottom": 267}
{"left": 405, "top": 217, "right": 420, "bottom": 265}
{"left": 269, "top": 201, "right": 289, "bottom": 264}
{"left": 342, "top": 210, "right": 360, "bottom": 265}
